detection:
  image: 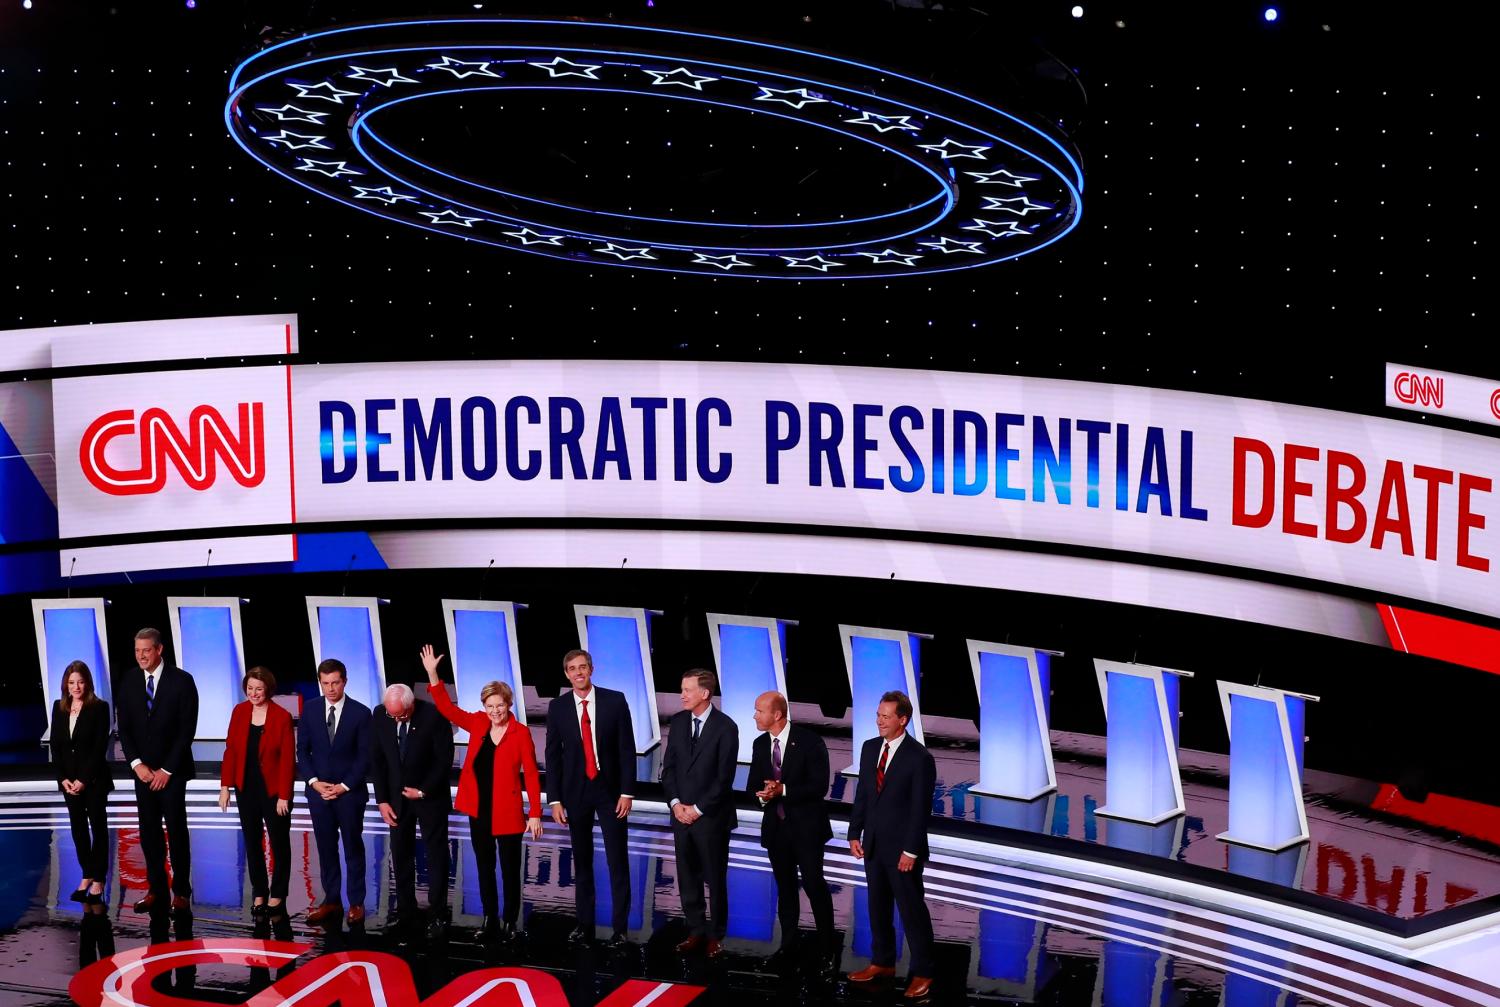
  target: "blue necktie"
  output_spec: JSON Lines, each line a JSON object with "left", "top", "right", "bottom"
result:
{"left": 145, "top": 673, "right": 155, "bottom": 716}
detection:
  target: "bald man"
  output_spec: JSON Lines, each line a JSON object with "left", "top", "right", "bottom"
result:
{"left": 747, "top": 691, "right": 837, "bottom": 973}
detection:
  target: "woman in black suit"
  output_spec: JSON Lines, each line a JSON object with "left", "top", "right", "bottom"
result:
{"left": 51, "top": 660, "right": 113, "bottom": 904}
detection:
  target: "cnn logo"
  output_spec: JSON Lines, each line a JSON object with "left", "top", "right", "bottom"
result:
{"left": 1392, "top": 371, "right": 1445, "bottom": 409}
{"left": 79, "top": 403, "right": 266, "bottom": 496}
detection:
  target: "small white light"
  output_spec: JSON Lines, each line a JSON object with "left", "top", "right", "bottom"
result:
{"left": 1070, "top": 4, "right": 1083, "bottom": 16}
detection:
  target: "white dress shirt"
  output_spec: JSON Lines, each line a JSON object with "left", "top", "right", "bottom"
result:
{"left": 308, "top": 697, "right": 350, "bottom": 792}
{"left": 129, "top": 661, "right": 168, "bottom": 773}
{"left": 550, "top": 686, "right": 632, "bottom": 805}
{"left": 669, "top": 705, "right": 715, "bottom": 813}
{"left": 758, "top": 721, "right": 791, "bottom": 804}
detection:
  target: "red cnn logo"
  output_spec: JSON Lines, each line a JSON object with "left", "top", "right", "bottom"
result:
{"left": 1491, "top": 388, "right": 1500, "bottom": 421}
{"left": 1393, "top": 371, "right": 1445, "bottom": 409}
{"left": 79, "top": 403, "right": 266, "bottom": 496}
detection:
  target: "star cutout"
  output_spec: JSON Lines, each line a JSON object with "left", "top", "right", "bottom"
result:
{"left": 755, "top": 86, "right": 827, "bottom": 109}
{"left": 286, "top": 80, "right": 360, "bottom": 104}
{"left": 917, "top": 236, "right": 985, "bottom": 254}
{"left": 421, "top": 208, "right": 484, "bottom": 227}
{"left": 293, "top": 158, "right": 363, "bottom": 178}
{"left": 256, "top": 104, "right": 328, "bottom": 125}
{"left": 692, "top": 253, "right": 752, "bottom": 270}
{"left": 961, "top": 218, "right": 1034, "bottom": 238}
{"left": 782, "top": 254, "right": 842, "bottom": 271}
{"left": 426, "top": 56, "right": 502, "bottom": 79}
{"left": 264, "top": 130, "right": 332, "bottom": 151}
{"left": 642, "top": 67, "right": 718, "bottom": 90}
{"left": 981, "top": 195, "right": 1052, "bottom": 216}
{"left": 346, "top": 65, "right": 419, "bottom": 88}
{"left": 529, "top": 57, "right": 602, "bottom": 79}
{"left": 964, "top": 167, "right": 1039, "bottom": 187}
{"left": 853, "top": 249, "right": 922, "bottom": 266}
{"left": 843, "top": 111, "right": 920, "bottom": 133}
{"left": 594, "top": 242, "right": 657, "bottom": 261}
{"left": 917, "top": 138, "right": 991, "bottom": 160}
{"left": 352, "top": 185, "right": 418, "bottom": 205}
{"left": 502, "top": 227, "right": 566, "bottom": 246}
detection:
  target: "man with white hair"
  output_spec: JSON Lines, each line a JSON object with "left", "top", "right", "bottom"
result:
{"left": 371, "top": 681, "right": 454, "bottom": 941}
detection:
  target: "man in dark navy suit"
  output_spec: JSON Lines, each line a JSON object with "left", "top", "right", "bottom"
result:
{"left": 297, "top": 658, "right": 372, "bottom": 926}
{"left": 371, "top": 682, "right": 453, "bottom": 941}
{"left": 545, "top": 648, "right": 637, "bottom": 948}
{"left": 846, "top": 690, "right": 937, "bottom": 1001}
{"left": 660, "top": 668, "right": 739, "bottom": 958}
{"left": 747, "top": 690, "right": 836, "bottom": 973}
{"left": 116, "top": 627, "right": 199, "bottom": 913}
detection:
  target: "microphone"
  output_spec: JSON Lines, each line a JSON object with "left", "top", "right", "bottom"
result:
{"left": 203, "top": 547, "right": 213, "bottom": 596}
{"left": 341, "top": 553, "right": 357, "bottom": 596}
{"left": 66, "top": 556, "right": 76, "bottom": 599}
{"left": 478, "top": 558, "right": 495, "bottom": 600}
{"left": 621, "top": 557, "right": 628, "bottom": 569}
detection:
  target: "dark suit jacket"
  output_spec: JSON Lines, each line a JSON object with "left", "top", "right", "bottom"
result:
{"left": 297, "top": 697, "right": 372, "bottom": 800}
{"left": 746, "top": 723, "right": 832, "bottom": 850}
{"left": 370, "top": 700, "right": 454, "bottom": 813}
{"left": 545, "top": 686, "right": 636, "bottom": 808}
{"left": 115, "top": 665, "right": 198, "bottom": 778}
{"left": 51, "top": 700, "right": 114, "bottom": 793}
{"left": 660, "top": 706, "right": 739, "bottom": 827}
{"left": 847, "top": 733, "right": 936, "bottom": 862}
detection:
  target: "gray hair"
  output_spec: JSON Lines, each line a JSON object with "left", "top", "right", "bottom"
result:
{"left": 382, "top": 683, "right": 415, "bottom": 710}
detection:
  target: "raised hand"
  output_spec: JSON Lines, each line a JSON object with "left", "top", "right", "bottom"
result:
{"left": 419, "top": 644, "right": 446, "bottom": 683}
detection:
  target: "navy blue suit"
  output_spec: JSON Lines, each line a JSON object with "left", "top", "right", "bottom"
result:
{"left": 297, "top": 697, "right": 372, "bottom": 909}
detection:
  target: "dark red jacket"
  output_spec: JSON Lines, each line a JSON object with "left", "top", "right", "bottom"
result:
{"left": 431, "top": 685, "right": 542, "bottom": 835}
{"left": 221, "top": 700, "right": 296, "bottom": 801}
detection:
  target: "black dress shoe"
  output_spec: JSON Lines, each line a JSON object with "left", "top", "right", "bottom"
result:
{"left": 606, "top": 931, "right": 631, "bottom": 950}
{"left": 251, "top": 902, "right": 269, "bottom": 919}
{"left": 762, "top": 946, "right": 796, "bottom": 972}
{"left": 496, "top": 921, "right": 515, "bottom": 943}
{"left": 567, "top": 925, "right": 591, "bottom": 944}
{"left": 425, "top": 918, "right": 447, "bottom": 943}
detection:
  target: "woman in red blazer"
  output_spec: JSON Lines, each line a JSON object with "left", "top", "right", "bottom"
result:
{"left": 422, "top": 644, "right": 542, "bottom": 942}
{"left": 218, "top": 666, "right": 296, "bottom": 919}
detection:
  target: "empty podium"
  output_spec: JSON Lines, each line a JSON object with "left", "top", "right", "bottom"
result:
{"left": 1093, "top": 660, "right": 1193, "bottom": 824}
{"left": 1217, "top": 682, "right": 1319, "bottom": 850}
{"left": 966, "top": 641, "right": 1059, "bottom": 800}
{"left": 167, "top": 596, "right": 248, "bottom": 740}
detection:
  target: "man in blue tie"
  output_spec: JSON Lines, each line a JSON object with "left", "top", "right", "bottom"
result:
{"left": 297, "top": 659, "right": 372, "bottom": 927}
{"left": 660, "top": 668, "right": 738, "bottom": 958}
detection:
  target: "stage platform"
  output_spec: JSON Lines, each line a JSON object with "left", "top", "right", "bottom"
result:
{"left": 3, "top": 710, "right": 1500, "bottom": 1005}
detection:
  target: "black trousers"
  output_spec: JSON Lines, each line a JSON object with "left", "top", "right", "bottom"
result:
{"left": 236, "top": 787, "right": 292, "bottom": 900}
{"left": 470, "top": 823, "right": 523, "bottom": 924}
{"left": 135, "top": 773, "right": 191, "bottom": 897}
{"left": 390, "top": 798, "right": 450, "bottom": 915}
{"left": 565, "top": 783, "right": 630, "bottom": 933}
{"left": 672, "top": 814, "right": 730, "bottom": 939}
{"left": 64, "top": 787, "right": 110, "bottom": 880}
{"left": 864, "top": 852, "right": 935, "bottom": 976}
{"left": 767, "top": 833, "right": 835, "bottom": 949}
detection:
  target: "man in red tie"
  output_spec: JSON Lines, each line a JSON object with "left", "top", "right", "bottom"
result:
{"left": 545, "top": 649, "right": 637, "bottom": 949}
{"left": 846, "top": 691, "right": 937, "bottom": 1000}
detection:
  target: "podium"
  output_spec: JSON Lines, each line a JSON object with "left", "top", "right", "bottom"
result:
{"left": 1092, "top": 660, "right": 1193, "bottom": 824}
{"left": 705, "top": 613, "right": 792, "bottom": 763}
{"left": 966, "top": 641, "right": 1059, "bottom": 800}
{"left": 305, "top": 596, "right": 387, "bottom": 708}
{"left": 441, "top": 599, "right": 528, "bottom": 743}
{"left": 838, "top": 625, "right": 926, "bottom": 775}
{"left": 1216, "top": 682, "right": 1320, "bottom": 851}
{"left": 168, "top": 596, "right": 248, "bottom": 740}
{"left": 575, "top": 605, "right": 662, "bottom": 755}
{"left": 32, "top": 598, "right": 111, "bottom": 743}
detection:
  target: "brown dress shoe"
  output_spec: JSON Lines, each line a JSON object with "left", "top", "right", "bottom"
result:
{"left": 170, "top": 895, "right": 192, "bottom": 912}
{"left": 305, "top": 902, "right": 342, "bottom": 926}
{"left": 705, "top": 938, "right": 724, "bottom": 959}
{"left": 848, "top": 964, "right": 896, "bottom": 983}
{"left": 675, "top": 934, "right": 706, "bottom": 954}
{"left": 347, "top": 905, "right": 366, "bottom": 924}
{"left": 904, "top": 977, "right": 934, "bottom": 999}
{"left": 132, "top": 892, "right": 159, "bottom": 914}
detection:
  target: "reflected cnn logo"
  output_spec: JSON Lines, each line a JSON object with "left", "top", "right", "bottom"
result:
{"left": 79, "top": 403, "right": 266, "bottom": 496}
{"left": 1392, "top": 371, "right": 1445, "bottom": 409}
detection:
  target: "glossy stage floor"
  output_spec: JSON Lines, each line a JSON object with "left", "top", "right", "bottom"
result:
{"left": 5, "top": 768, "right": 1500, "bottom": 1006}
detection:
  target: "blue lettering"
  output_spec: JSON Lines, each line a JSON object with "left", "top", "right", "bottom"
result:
{"left": 808, "top": 402, "right": 846, "bottom": 488}
{"left": 592, "top": 397, "right": 631, "bottom": 480}
{"left": 1180, "top": 430, "right": 1208, "bottom": 520}
{"left": 460, "top": 396, "right": 498, "bottom": 481}
{"left": 994, "top": 413, "right": 1025, "bottom": 501}
{"left": 402, "top": 398, "right": 452, "bottom": 482}
{"left": 673, "top": 398, "right": 689, "bottom": 482}
{"left": 696, "top": 398, "right": 731, "bottom": 483}
{"left": 954, "top": 410, "right": 988, "bottom": 496}
{"left": 888, "top": 405, "right": 925, "bottom": 493}
{"left": 1076, "top": 419, "right": 1110, "bottom": 508}
{"left": 503, "top": 396, "right": 539, "bottom": 480}
{"left": 932, "top": 408, "right": 946, "bottom": 495}
{"left": 765, "top": 401, "right": 800, "bottom": 485}
{"left": 1115, "top": 422, "right": 1131, "bottom": 511}
{"left": 631, "top": 397, "right": 667, "bottom": 481}
{"left": 365, "top": 399, "right": 396, "bottom": 483}
{"left": 319, "top": 400, "right": 357, "bottom": 484}
{"left": 549, "top": 397, "right": 586, "bottom": 479}
{"left": 1032, "top": 417, "right": 1072, "bottom": 504}
{"left": 852, "top": 403, "right": 884, "bottom": 490}
{"left": 1136, "top": 425, "right": 1173, "bottom": 515}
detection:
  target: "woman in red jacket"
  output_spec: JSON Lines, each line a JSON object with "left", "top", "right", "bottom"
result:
{"left": 218, "top": 666, "right": 296, "bottom": 919}
{"left": 421, "top": 644, "right": 542, "bottom": 942}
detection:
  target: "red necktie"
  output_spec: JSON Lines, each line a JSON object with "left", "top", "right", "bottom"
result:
{"left": 876, "top": 741, "right": 890, "bottom": 793}
{"left": 580, "top": 700, "right": 598, "bottom": 780}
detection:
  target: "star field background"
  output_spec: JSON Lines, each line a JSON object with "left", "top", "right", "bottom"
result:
{"left": 2, "top": 1, "right": 1497, "bottom": 804}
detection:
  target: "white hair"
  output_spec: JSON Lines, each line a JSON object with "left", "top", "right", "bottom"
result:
{"left": 383, "top": 683, "right": 415, "bottom": 709}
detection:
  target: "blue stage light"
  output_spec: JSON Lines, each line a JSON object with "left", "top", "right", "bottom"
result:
{"left": 1264, "top": 7, "right": 1279, "bottom": 21}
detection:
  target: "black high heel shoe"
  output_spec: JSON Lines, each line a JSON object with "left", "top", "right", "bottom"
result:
{"left": 251, "top": 901, "right": 269, "bottom": 920}
{"left": 70, "top": 885, "right": 90, "bottom": 904}
{"left": 85, "top": 889, "right": 106, "bottom": 906}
